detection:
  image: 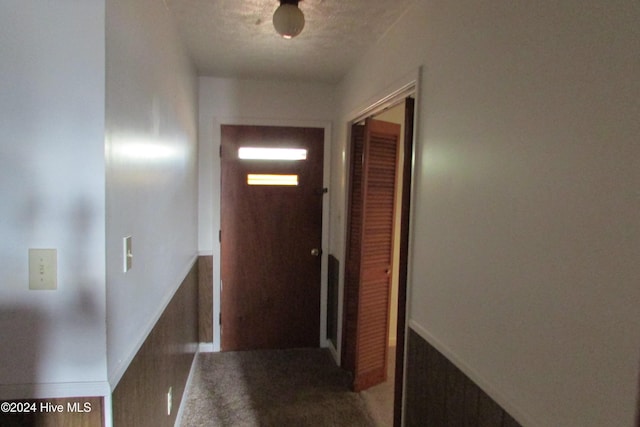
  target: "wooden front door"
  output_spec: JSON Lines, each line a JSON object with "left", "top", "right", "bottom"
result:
{"left": 220, "top": 125, "right": 324, "bottom": 351}
{"left": 343, "top": 118, "right": 401, "bottom": 391}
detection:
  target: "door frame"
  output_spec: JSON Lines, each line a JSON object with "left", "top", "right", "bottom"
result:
{"left": 212, "top": 117, "right": 332, "bottom": 352}
{"left": 338, "top": 68, "right": 420, "bottom": 426}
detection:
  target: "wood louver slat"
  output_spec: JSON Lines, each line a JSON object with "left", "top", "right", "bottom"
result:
{"left": 352, "top": 118, "right": 401, "bottom": 392}
{"left": 342, "top": 124, "right": 365, "bottom": 373}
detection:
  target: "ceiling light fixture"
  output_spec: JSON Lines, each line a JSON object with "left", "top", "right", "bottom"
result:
{"left": 273, "top": 0, "right": 305, "bottom": 39}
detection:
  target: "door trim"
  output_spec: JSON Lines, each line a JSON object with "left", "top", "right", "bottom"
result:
{"left": 211, "top": 117, "right": 332, "bottom": 352}
{"left": 339, "top": 67, "right": 421, "bottom": 427}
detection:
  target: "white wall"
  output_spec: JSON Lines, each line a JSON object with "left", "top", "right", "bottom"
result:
{"left": 333, "top": 1, "right": 640, "bottom": 426}
{"left": 0, "top": 1, "right": 108, "bottom": 397}
{"left": 198, "top": 77, "right": 336, "bottom": 251}
{"left": 198, "top": 77, "right": 336, "bottom": 348}
{"left": 105, "top": 0, "right": 198, "bottom": 386}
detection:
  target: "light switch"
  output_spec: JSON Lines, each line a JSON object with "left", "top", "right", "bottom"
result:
{"left": 123, "top": 236, "right": 132, "bottom": 272}
{"left": 29, "top": 249, "right": 57, "bottom": 290}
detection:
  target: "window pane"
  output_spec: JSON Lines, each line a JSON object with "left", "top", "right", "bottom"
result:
{"left": 238, "top": 147, "right": 307, "bottom": 161}
{"left": 247, "top": 174, "right": 299, "bottom": 186}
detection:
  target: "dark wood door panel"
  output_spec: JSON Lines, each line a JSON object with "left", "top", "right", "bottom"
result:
{"left": 221, "top": 125, "right": 324, "bottom": 351}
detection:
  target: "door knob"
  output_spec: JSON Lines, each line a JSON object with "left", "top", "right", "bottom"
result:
{"left": 311, "top": 248, "right": 322, "bottom": 257}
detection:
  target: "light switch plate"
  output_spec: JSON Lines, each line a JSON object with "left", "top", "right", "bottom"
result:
{"left": 29, "top": 248, "right": 57, "bottom": 290}
{"left": 123, "top": 236, "right": 132, "bottom": 272}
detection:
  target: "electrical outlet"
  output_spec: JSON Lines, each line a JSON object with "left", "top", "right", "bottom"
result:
{"left": 167, "top": 386, "right": 172, "bottom": 416}
{"left": 29, "top": 249, "right": 57, "bottom": 290}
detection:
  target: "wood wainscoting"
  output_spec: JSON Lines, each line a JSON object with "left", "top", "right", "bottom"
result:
{"left": 198, "top": 255, "right": 213, "bottom": 343}
{"left": 405, "top": 328, "right": 522, "bottom": 427}
{"left": 327, "top": 254, "right": 340, "bottom": 348}
{"left": 112, "top": 261, "right": 199, "bottom": 427}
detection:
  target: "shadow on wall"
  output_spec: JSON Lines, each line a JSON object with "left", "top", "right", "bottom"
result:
{"left": 60, "top": 198, "right": 104, "bottom": 370}
{"left": 0, "top": 196, "right": 104, "bottom": 426}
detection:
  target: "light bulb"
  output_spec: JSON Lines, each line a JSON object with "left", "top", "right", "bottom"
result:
{"left": 273, "top": 3, "right": 305, "bottom": 39}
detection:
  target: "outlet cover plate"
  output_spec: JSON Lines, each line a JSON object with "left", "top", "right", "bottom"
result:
{"left": 29, "top": 248, "right": 57, "bottom": 290}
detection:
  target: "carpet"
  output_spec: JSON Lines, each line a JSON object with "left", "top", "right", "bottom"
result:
{"left": 360, "top": 346, "right": 396, "bottom": 427}
{"left": 180, "top": 348, "right": 376, "bottom": 427}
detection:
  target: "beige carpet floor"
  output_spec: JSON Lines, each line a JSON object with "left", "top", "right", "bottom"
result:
{"left": 180, "top": 348, "right": 376, "bottom": 427}
{"left": 360, "top": 346, "right": 396, "bottom": 427}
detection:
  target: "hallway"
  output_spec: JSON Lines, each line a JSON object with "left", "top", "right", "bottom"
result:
{"left": 179, "top": 348, "right": 376, "bottom": 427}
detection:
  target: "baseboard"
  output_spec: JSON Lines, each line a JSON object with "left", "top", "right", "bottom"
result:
{"left": 326, "top": 340, "right": 339, "bottom": 364}
{"left": 198, "top": 342, "right": 214, "bottom": 353}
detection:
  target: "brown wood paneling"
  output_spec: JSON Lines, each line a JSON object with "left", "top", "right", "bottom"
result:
{"left": 198, "top": 255, "right": 213, "bottom": 343}
{"left": 405, "top": 329, "right": 429, "bottom": 426}
{"left": 112, "top": 261, "right": 198, "bottom": 427}
{"left": 479, "top": 391, "right": 505, "bottom": 426}
{"left": 445, "top": 360, "right": 466, "bottom": 426}
{"left": 425, "top": 342, "right": 447, "bottom": 426}
{"left": 0, "top": 397, "right": 103, "bottom": 427}
{"left": 503, "top": 412, "right": 523, "bottom": 427}
{"left": 327, "top": 254, "right": 339, "bottom": 347}
{"left": 404, "top": 328, "right": 523, "bottom": 427}
{"left": 464, "top": 378, "right": 480, "bottom": 425}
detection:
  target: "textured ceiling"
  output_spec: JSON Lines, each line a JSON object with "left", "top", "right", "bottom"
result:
{"left": 164, "top": 0, "right": 415, "bottom": 83}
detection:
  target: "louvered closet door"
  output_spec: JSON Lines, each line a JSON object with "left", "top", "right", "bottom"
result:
{"left": 353, "top": 118, "right": 401, "bottom": 391}
{"left": 342, "top": 124, "right": 365, "bottom": 375}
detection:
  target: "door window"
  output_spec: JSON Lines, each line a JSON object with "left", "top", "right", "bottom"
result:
{"left": 246, "top": 174, "right": 299, "bottom": 186}
{"left": 238, "top": 147, "right": 307, "bottom": 161}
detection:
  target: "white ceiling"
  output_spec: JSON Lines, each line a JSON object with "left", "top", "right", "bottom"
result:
{"left": 164, "top": 0, "right": 415, "bottom": 83}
